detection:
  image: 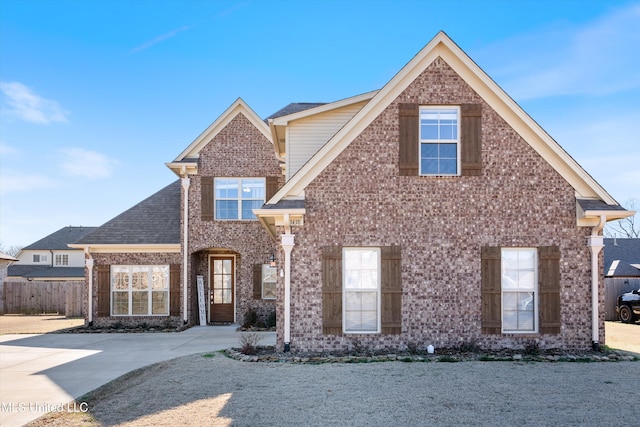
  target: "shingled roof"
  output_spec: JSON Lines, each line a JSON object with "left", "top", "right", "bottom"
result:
{"left": 22, "top": 226, "right": 97, "bottom": 250}
{"left": 75, "top": 180, "right": 181, "bottom": 245}
{"left": 265, "top": 102, "right": 327, "bottom": 121}
{"left": 604, "top": 238, "right": 640, "bottom": 277}
{"left": 7, "top": 265, "right": 85, "bottom": 279}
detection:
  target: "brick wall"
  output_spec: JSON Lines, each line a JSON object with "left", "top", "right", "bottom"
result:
{"left": 186, "top": 113, "right": 281, "bottom": 325}
{"left": 281, "top": 57, "right": 598, "bottom": 352}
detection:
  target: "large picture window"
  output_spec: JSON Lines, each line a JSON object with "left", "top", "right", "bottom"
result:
{"left": 343, "top": 248, "right": 381, "bottom": 333}
{"left": 419, "top": 106, "right": 460, "bottom": 175}
{"left": 501, "top": 248, "right": 537, "bottom": 333}
{"left": 111, "top": 265, "right": 169, "bottom": 316}
{"left": 214, "top": 178, "right": 265, "bottom": 220}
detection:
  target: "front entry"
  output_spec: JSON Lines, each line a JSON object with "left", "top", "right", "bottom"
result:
{"left": 210, "top": 257, "right": 235, "bottom": 323}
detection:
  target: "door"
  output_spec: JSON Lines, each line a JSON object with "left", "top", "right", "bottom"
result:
{"left": 210, "top": 257, "right": 235, "bottom": 323}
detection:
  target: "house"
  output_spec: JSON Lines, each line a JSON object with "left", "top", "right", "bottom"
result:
{"left": 0, "top": 251, "right": 18, "bottom": 313}
{"left": 603, "top": 238, "right": 640, "bottom": 320}
{"left": 70, "top": 32, "right": 632, "bottom": 352}
{"left": 8, "top": 226, "right": 97, "bottom": 281}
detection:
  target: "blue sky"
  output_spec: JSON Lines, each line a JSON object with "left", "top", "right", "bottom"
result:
{"left": 1, "top": 0, "right": 639, "bottom": 248}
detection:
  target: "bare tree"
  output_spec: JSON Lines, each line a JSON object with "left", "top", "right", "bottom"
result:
{"left": 605, "top": 199, "right": 639, "bottom": 238}
{"left": 0, "top": 241, "right": 22, "bottom": 257}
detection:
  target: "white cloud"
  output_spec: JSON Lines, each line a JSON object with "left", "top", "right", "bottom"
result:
{"left": 58, "top": 148, "right": 118, "bottom": 179}
{"left": 0, "top": 173, "right": 57, "bottom": 195}
{"left": 0, "top": 141, "right": 19, "bottom": 156}
{"left": 129, "top": 24, "right": 197, "bottom": 54}
{"left": 0, "top": 81, "right": 70, "bottom": 124}
{"left": 479, "top": 4, "right": 640, "bottom": 100}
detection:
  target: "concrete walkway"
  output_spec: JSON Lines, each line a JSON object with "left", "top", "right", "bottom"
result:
{"left": 0, "top": 326, "right": 275, "bottom": 427}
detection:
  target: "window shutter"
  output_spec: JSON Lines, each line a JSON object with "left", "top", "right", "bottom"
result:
{"left": 538, "top": 246, "right": 561, "bottom": 334}
{"left": 322, "top": 246, "right": 343, "bottom": 335}
{"left": 381, "top": 246, "right": 402, "bottom": 334}
{"left": 170, "top": 264, "right": 181, "bottom": 316}
{"left": 481, "top": 246, "right": 501, "bottom": 334}
{"left": 461, "top": 104, "right": 482, "bottom": 176}
{"left": 201, "top": 176, "right": 214, "bottom": 221}
{"left": 253, "top": 264, "right": 263, "bottom": 299}
{"left": 398, "top": 103, "right": 419, "bottom": 176}
{"left": 266, "top": 176, "right": 279, "bottom": 202}
{"left": 96, "top": 265, "right": 111, "bottom": 317}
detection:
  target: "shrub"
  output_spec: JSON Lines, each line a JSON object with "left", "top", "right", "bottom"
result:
{"left": 243, "top": 308, "right": 258, "bottom": 328}
{"left": 239, "top": 333, "right": 262, "bottom": 355}
{"left": 266, "top": 311, "right": 276, "bottom": 328}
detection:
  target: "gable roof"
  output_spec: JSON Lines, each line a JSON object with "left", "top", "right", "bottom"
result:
{"left": 167, "top": 98, "right": 272, "bottom": 176}
{"left": 71, "top": 180, "right": 181, "bottom": 249}
{"left": 266, "top": 31, "right": 628, "bottom": 223}
{"left": 266, "top": 103, "right": 327, "bottom": 120}
{"left": 604, "top": 238, "right": 640, "bottom": 277}
{"left": 21, "top": 226, "right": 97, "bottom": 251}
{"left": 0, "top": 251, "right": 18, "bottom": 262}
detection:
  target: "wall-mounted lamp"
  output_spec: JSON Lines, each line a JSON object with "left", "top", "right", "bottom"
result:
{"left": 269, "top": 253, "right": 276, "bottom": 267}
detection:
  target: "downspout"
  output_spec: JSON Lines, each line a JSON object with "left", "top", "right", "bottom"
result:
{"left": 281, "top": 214, "right": 295, "bottom": 352}
{"left": 588, "top": 215, "right": 606, "bottom": 350}
{"left": 181, "top": 175, "right": 190, "bottom": 325}
{"left": 84, "top": 247, "right": 94, "bottom": 326}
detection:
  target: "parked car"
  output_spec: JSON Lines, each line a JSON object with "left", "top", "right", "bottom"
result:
{"left": 616, "top": 288, "right": 640, "bottom": 323}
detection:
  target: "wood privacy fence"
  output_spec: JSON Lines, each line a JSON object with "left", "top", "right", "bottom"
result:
{"left": 604, "top": 277, "right": 640, "bottom": 321}
{"left": 2, "top": 281, "right": 84, "bottom": 317}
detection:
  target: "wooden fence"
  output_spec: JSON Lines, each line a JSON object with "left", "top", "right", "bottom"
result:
{"left": 2, "top": 281, "right": 84, "bottom": 317}
{"left": 604, "top": 277, "right": 640, "bottom": 321}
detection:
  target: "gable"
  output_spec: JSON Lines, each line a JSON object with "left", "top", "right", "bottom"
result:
{"left": 265, "top": 32, "right": 628, "bottom": 225}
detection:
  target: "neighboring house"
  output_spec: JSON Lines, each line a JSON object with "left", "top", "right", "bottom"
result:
{"left": 8, "top": 226, "right": 97, "bottom": 281}
{"left": 0, "top": 252, "right": 18, "bottom": 313}
{"left": 604, "top": 238, "right": 640, "bottom": 278}
{"left": 70, "top": 32, "right": 632, "bottom": 352}
{"left": 603, "top": 238, "right": 640, "bottom": 320}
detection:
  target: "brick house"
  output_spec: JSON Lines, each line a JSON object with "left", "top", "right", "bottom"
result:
{"left": 71, "top": 32, "right": 631, "bottom": 352}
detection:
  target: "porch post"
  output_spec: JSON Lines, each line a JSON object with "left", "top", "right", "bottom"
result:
{"left": 281, "top": 233, "right": 295, "bottom": 351}
{"left": 588, "top": 214, "right": 606, "bottom": 349}
{"left": 182, "top": 177, "right": 190, "bottom": 324}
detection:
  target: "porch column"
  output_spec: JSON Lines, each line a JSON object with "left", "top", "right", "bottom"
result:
{"left": 281, "top": 233, "right": 295, "bottom": 352}
{"left": 182, "top": 177, "right": 190, "bottom": 324}
{"left": 85, "top": 256, "right": 94, "bottom": 325}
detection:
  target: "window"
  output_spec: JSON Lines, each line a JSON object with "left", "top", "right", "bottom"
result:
{"left": 33, "top": 254, "right": 48, "bottom": 263}
{"left": 419, "top": 107, "right": 460, "bottom": 175}
{"left": 55, "top": 254, "right": 69, "bottom": 266}
{"left": 262, "top": 265, "right": 277, "bottom": 299}
{"left": 214, "top": 178, "right": 265, "bottom": 220}
{"left": 111, "top": 265, "right": 169, "bottom": 316}
{"left": 501, "top": 248, "right": 537, "bottom": 333}
{"left": 343, "top": 248, "right": 381, "bottom": 333}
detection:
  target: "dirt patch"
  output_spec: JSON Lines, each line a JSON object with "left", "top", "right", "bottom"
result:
{"left": 606, "top": 321, "right": 640, "bottom": 354}
{"left": 0, "top": 314, "right": 84, "bottom": 334}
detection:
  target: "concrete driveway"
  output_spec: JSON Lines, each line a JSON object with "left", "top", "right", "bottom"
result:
{"left": 0, "top": 327, "right": 275, "bottom": 427}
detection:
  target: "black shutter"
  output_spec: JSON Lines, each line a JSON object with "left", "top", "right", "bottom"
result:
{"left": 96, "top": 265, "right": 111, "bottom": 317}
{"left": 170, "top": 264, "right": 181, "bottom": 316}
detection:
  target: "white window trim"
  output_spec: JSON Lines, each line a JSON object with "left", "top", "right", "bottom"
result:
{"left": 110, "top": 265, "right": 170, "bottom": 316}
{"left": 418, "top": 105, "right": 461, "bottom": 176}
{"left": 501, "top": 248, "right": 538, "bottom": 334}
{"left": 262, "top": 264, "right": 277, "bottom": 300}
{"left": 55, "top": 254, "right": 69, "bottom": 266}
{"left": 342, "top": 247, "right": 381, "bottom": 334}
{"left": 214, "top": 177, "right": 266, "bottom": 221}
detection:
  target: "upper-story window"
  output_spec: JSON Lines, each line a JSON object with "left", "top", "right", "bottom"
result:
{"left": 214, "top": 178, "right": 265, "bottom": 220}
{"left": 419, "top": 106, "right": 460, "bottom": 176}
{"left": 55, "top": 254, "right": 69, "bottom": 266}
{"left": 33, "top": 254, "right": 48, "bottom": 263}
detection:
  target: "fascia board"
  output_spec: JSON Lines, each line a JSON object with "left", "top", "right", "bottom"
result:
{"left": 68, "top": 244, "right": 180, "bottom": 253}
{"left": 172, "top": 98, "right": 272, "bottom": 161}
{"left": 271, "top": 32, "right": 620, "bottom": 207}
{"left": 271, "top": 91, "right": 379, "bottom": 126}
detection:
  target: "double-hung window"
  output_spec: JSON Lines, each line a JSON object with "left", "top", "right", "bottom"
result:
{"left": 215, "top": 178, "right": 265, "bottom": 220}
{"left": 343, "top": 248, "right": 381, "bottom": 333}
{"left": 419, "top": 106, "right": 460, "bottom": 175}
{"left": 55, "top": 254, "right": 69, "bottom": 266}
{"left": 501, "top": 248, "right": 537, "bottom": 333}
{"left": 111, "top": 265, "right": 169, "bottom": 316}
